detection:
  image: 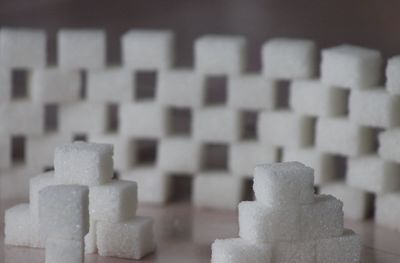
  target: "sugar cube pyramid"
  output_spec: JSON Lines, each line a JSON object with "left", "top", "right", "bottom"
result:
{"left": 211, "top": 161, "right": 362, "bottom": 263}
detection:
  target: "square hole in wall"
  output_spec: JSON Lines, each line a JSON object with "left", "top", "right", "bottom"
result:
{"left": 106, "top": 103, "right": 119, "bottom": 133}
{"left": 79, "top": 71, "right": 87, "bottom": 100}
{"left": 72, "top": 133, "right": 87, "bottom": 142}
{"left": 332, "top": 155, "right": 347, "bottom": 180}
{"left": 240, "top": 111, "right": 258, "bottom": 140}
{"left": 113, "top": 170, "right": 120, "bottom": 180}
{"left": 44, "top": 104, "right": 58, "bottom": 132}
{"left": 242, "top": 178, "right": 254, "bottom": 201}
{"left": 170, "top": 174, "right": 193, "bottom": 202}
{"left": 134, "top": 71, "right": 157, "bottom": 100}
{"left": 11, "top": 69, "right": 28, "bottom": 99}
{"left": 11, "top": 135, "right": 25, "bottom": 164}
{"left": 133, "top": 139, "right": 158, "bottom": 166}
{"left": 275, "top": 80, "right": 291, "bottom": 109}
{"left": 43, "top": 166, "right": 54, "bottom": 173}
{"left": 204, "top": 76, "right": 227, "bottom": 105}
{"left": 167, "top": 107, "right": 192, "bottom": 136}
{"left": 202, "top": 143, "right": 228, "bottom": 171}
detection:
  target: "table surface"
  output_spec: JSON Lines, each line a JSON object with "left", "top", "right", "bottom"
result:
{"left": 1, "top": 198, "right": 400, "bottom": 263}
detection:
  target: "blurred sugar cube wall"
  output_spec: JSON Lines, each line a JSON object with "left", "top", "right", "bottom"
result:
{"left": 2, "top": 27, "right": 400, "bottom": 231}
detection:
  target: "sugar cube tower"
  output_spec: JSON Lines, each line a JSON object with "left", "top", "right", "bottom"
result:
{"left": 211, "top": 162, "right": 361, "bottom": 263}
{"left": 4, "top": 141, "right": 156, "bottom": 260}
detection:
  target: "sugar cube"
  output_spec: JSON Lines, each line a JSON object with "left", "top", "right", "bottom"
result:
{"left": 290, "top": 80, "right": 348, "bottom": 117}
{"left": 29, "top": 171, "right": 57, "bottom": 222}
{"left": 321, "top": 44, "right": 382, "bottom": 88}
{"left": 316, "top": 229, "right": 361, "bottom": 263}
{"left": 58, "top": 29, "right": 106, "bottom": 69}
{"left": 122, "top": 30, "right": 174, "bottom": 70}
{"left": 300, "top": 194, "right": 344, "bottom": 240}
{"left": 0, "top": 101, "right": 43, "bottom": 135}
{"left": 238, "top": 201, "right": 300, "bottom": 243}
{"left": 39, "top": 185, "right": 89, "bottom": 239}
{"left": 45, "top": 237, "right": 84, "bottom": 263}
{"left": 211, "top": 238, "right": 272, "bottom": 263}
{"left": 378, "top": 129, "right": 400, "bottom": 162}
{"left": 375, "top": 192, "right": 400, "bottom": 230}
{"left": 228, "top": 74, "right": 277, "bottom": 110}
{"left": 54, "top": 142, "right": 113, "bottom": 186}
{"left": 253, "top": 162, "right": 314, "bottom": 206}
{"left": 4, "top": 204, "right": 31, "bottom": 246}
{"left": 97, "top": 216, "right": 155, "bottom": 259}
{"left": 0, "top": 28, "right": 46, "bottom": 68}
{"left": 386, "top": 55, "right": 400, "bottom": 94}
{"left": 258, "top": 111, "right": 314, "bottom": 148}
{"left": 195, "top": 35, "right": 246, "bottom": 75}
{"left": 273, "top": 240, "right": 315, "bottom": 263}
{"left": 262, "top": 38, "right": 317, "bottom": 79}
{"left": 89, "top": 180, "right": 137, "bottom": 222}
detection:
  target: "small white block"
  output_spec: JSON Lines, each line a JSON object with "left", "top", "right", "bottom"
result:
{"left": 211, "top": 238, "right": 272, "bottom": 263}
{"left": 4, "top": 204, "right": 31, "bottom": 246}
{"left": 262, "top": 38, "right": 317, "bottom": 79}
{"left": 290, "top": 80, "right": 348, "bottom": 117}
{"left": 282, "top": 148, "right": 335, "bottom": 185}
{"left": 386, "top": 55, "right": 400, "bottom": 94}
{"left": 349, "top": 88, "right": 400, "bottom": 128}
{"left": 228, "top": 74, "right": 277, "bottom": 110}
{"left": 253, "top": 162, "right": 314, "bottom": 206}
{"left": 122, "top": 30, "right": 174, "bottom": 70}
{"left": 193, "top": 173, "right": 243, "bottom": 210}
{"left": 316, "top": 117, "right": 374, "bottom": 157}
{"left": 195, "top": 35, "right": 246, "bottom": 75}
{"left": 31, "top": 68, "right": 81, "bottom": 103}
{"left": 320, "top": 182, "right": 371, "bottom": 221}
{"left": 300, "top": 194, "right": 344, "bottom": 240}
{"left": 89, "top": 180, "right": 137, "bottom": 222}
{"left": 29, "top": 171, "right": 57, "bottom": 222}
{"left": 378, "top": 129, "right": 400, "bottom": 162}
{"left": 45, "top": 237, "right": 84, "bottom": 263}
{"left": 193, "top": 107, "right": 240, "bottom": 143}
{"left": 157, "top": 69, "right": 204, "bottom": 108}
{"left": 39, "top": 185, "right": 89, "bottom": 240}
{"left": 229, "top": 142, "right": 277, "bottom": 177}
{"left": 0, "top": 101, "right": 43, "bottom": 135}
{"left": 120, "top": 102, "right": 167, "bottom": 138}
{"left": 87, "top": 68, "right": 132, "bottom": 102}
{"left": 97, "top": 216, "right": 156, "bottom": 260}
{"left": 84, "top": 219, "right": 97, "bottom": 254}
{"left": 58, "top": 29, "right": 106, "bottom": 69}
{"left": 54, "top": 142, "right": 113, "bottom": 186}
{"left": 273, "top": 240, "right": 315, "bottom": 263}
{"left": 0, "top": 28, "right": 46, "bottom": 68}
{"left": 238, "top": 201, "right": 300, "bottom": 242}
{"left": 157, "top": 138, "right": 201, "bottom": 174}
{"left": 316, "top": 229, "right": 361, "bottom": 263}
{"left": 376, "top": 192, "right": 400, "bottom": 230}
{"left": 258, "top": 111, "right": 314, "bottom": 148}
{"left": 321, "top": 44, "right": 382, "bottom": 88}
{"left": 347, "top": 155, "right": 400, "bottom": 194}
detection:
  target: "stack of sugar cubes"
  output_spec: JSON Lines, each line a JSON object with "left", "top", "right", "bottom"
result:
{"left": 4, "top": 141, "right": 156, "bottom": 260}
{"left": 211, "top": 162, "right": 361, "bottom": 263}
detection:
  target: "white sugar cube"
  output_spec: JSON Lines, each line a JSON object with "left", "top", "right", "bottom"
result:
{"left": 195, "top": 35, "right": 246, "bottom": 75}
{"left": 0, "top": 136, "right": 10, "bottom": 168}
{"left": 290, "top": 80, "right": 348, "bottom": 117}
{"left": 228, "top": 74, "right": 277, "bottom": 110}
{"left": 4, "top": 204, "right": 31, "bottom": 246}
{"left": 193, "top": 107, "right": 241, "bottom": 143}
{"left": 316, "top": 229, "right": 361, "bottom": 263}
{"left": 0, "top": 28, "right": 46, "bottom": 68}
{"left": 300, "top": 194, "right": 344, "bottom": 240}
{"left": 157, "top": 138, "right": 201, "bottom": 173}
{"left": 193, "top": 173, "right": 243, "bottom": 210}
{"left": 316, "top": 117, "right": 374, "bottom": 157}
{"left": 122, "top": 30, "right": 174, "bottom": 70}
{"left": 120, "top": 102, "right": 167, "bottom": 138}
{"left": 31, "top": 68, "right": 81, "bottom": 103}
{"left": 320, "top": 182, "right": 371, "bottom": 221}
{"left": 0, "top": 101, "right": 43, "bottom": 135}
{"left": 54, "top": 142, "right": 113, "bottom": 186}
{"left": 386, "top": 55, "right": 400, "bottom": 94}
{"left": 97, "top": 216, "right": 155, "bottom": 259}
{"left": 274, "top": 240, "right": 315, "bottom": 263}
{"left": 321, "top": 44, "right": 382, "bottom": 88}
{"left": 39, "top": 185, "right": 89, "bottom": 240}
{"left": 347, "top": 155, "right": 400, "bottom": 194}
{"left": 349, "top": 89, "right": 400, "bottom": 128}
{"left": 258, "top": 111, "right": 314, "bottom": 148}
{"left": 58, "top": 29, "right": 106, "bottom": 69}
{"left": 87, "top": 68, "right": 132, "bottom": 103}
{"left": 262, "top": 38, "right": 317, "bottom": 79}
{"left": 85, "top": 219, "right": 97, "bottom": 254}
{"left": 379, "top": 129, "right": 400, "bottom": 162}
{"left": 157, "top": 69, "right": 204, "bottom": 108}
{"left": 238, "top": 201, "right": 300, "bottom": 242}
{"left": 282, "top": 148, "right": 335, "bottom": 185}
{"left": 121, "top": 168, "right": 171, "bottom": 204}
{"left": 253, "top": 162, "right": 314, "bottom": 206}
{"left": 29, "top": 171, "right": 57, "bottom": 222}
{"left": 45, "top": 237, "right": 84, "bottom": 263}
{"left": 229, "top": 142, "right": 277, "bottom": 177}
{"left": 376, "top": 192, "right": 400, "bottom": 230}
{"left": 211, "top": 238, "right": 272, "bottom": 263}
{"left": 89, "top": 180, "right": 137, "bottom": 222}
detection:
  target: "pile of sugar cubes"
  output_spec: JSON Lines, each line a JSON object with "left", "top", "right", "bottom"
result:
{"left": 4, "top": 141, "right": 155, "bottom": 260}
{"left": 212, "top": 162, "right": 361, "bottom": 263}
